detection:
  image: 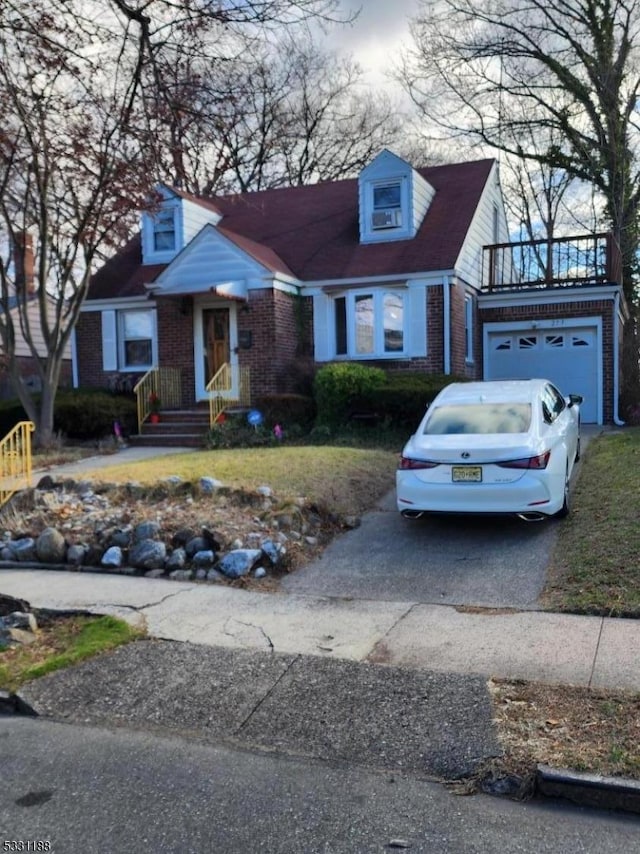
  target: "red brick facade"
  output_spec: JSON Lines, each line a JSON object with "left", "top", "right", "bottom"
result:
{"left": 76, "top": 283, "right": 623, "bottom": 422}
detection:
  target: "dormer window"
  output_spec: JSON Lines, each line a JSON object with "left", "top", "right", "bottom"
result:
{"left": 358, "top": 150, "right": 435, "bottom": 244}
{"left": 372, "top": 183, "right": 403, "bottom": 230}
{"left": 153, "top": 209, "right": 176, "bottom": 252}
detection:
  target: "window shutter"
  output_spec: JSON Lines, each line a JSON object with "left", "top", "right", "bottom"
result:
{"left": 408, "top": 286, "right": 427, "bottom": 356}
{"left": 313, "top": 294, "right": 332, "bottom": 361}
{"left": 101, "top": 310, "right": 118, "bottom": 371}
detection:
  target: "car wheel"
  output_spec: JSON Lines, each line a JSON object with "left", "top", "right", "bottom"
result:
{"left": 555, "top": 467, "right": 570, "bottom": 518}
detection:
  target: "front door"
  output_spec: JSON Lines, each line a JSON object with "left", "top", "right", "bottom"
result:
{"left": 203, "top": 308, "right": 230, "bottom": 384}
{"left": 194, "top": 302, "right": 238, "bottom": 401}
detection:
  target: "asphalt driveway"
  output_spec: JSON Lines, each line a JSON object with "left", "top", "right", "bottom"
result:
{"left": 282, "top": 427, "right": 603, "bottom": 609}
{"left": 282, "top": 492, "right": 556, "bottom": 609}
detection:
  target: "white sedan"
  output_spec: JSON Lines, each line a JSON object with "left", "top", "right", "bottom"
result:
{"left": 396, "top": 379, "right": 582, "bottom": 521}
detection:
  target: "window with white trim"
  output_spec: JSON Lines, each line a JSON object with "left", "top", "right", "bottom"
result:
{"left": 371, "top": 183, "right": 403, "bottom": 230}
{"left": 102, "top": 308, "right": 157, "bottom": 372}
{"left": 119, "top": 310, "right": 154, "bottom": 368}
{"left": 153, "top": 209, "right": 176, "bottom": 252}
{"left": 332, "top": 290, "right": 406, "bottom": 358}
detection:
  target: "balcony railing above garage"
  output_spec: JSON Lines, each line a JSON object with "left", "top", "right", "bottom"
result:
{"left": 483, "top": 232, "right": 622, "bottom": 292}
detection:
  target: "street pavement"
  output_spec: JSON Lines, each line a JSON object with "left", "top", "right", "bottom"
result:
{"left": 3, "top": 716, "right": 637, "bottom": 854}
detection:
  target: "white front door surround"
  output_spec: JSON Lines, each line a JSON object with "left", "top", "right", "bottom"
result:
{"left": 483, "top": 317, "right": 602, "bottom": 424}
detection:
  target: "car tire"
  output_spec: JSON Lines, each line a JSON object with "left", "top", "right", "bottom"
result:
{"left": 555, "top": 467, "right": 570, "bottom": 518}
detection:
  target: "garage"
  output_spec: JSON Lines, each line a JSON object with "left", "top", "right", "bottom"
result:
{"left": 484, "top": 319, "right": 601, "bottom": 423}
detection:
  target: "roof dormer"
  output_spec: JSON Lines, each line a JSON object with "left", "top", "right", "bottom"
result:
{"left": 141, "top": 185, "right": 223, "bottom": 265}
{"left": 358, "top": 150, "right": 435, "bottom": 244}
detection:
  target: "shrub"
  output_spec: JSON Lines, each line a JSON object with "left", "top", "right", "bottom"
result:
{"left": 0, "top": 399, "right": 29, "bottom": 436}
{"left": 356, "top": 372, "right": 469, "bottom": 428}
{"left": 54, "top": 389, "right": 137, "bottom": 439}
{"left": 207, "top": 419, "right": 276, "bottom": 449}
{"left": 314, "top": 363, "right": 386, "bottom": 427}
{"left": 254, "top": 394, "right": 316, "bottom": 431}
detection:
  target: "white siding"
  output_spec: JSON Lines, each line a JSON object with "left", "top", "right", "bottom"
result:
{"left": 10, "top": 300, "right": 71, "bottom": 361}
{"left": 181, "top": 198, "right": 221, "bottom": 244}
{"left": 152, "top": 225, "right": 268, "bottom": 296}
{"left": 454, "top": 163, "right": 507, "bottom": 288}
{"left": 410, "top": 171, "right": 435, "bottom": 236}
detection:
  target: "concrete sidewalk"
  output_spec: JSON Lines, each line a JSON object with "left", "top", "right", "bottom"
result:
{"left": 1, "top": 569, "right": 638, "bottom": 692}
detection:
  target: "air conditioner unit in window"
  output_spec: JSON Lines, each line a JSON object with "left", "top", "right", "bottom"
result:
{"left": 371, "top": 209, "right": 403, "bottom": 229}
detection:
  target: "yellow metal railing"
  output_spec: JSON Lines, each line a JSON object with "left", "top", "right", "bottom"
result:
{"left": 134, "top": 367, "right": 182, "bottom": 432}
{"left": 0, "top": 421, "right": 34, "bottom": 507}
{"left": 206, "top": 363, "right": 251, "bottom": 427}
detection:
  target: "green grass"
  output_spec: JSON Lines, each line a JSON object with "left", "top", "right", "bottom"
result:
{"left": 0, "top": 614, "right": 141, "bottom": 692}
{"left": 543, "top": 427, "right": 640, "bottom": 616}
{"left": 78, "top": 445, "right": 400, "bottom": 515}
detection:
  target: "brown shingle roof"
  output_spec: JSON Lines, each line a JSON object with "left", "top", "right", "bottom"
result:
{"left": 88, "top": 159, "right": 495, "bottom": 300}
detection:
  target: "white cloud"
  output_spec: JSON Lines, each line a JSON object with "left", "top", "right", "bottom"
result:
{"left": 326, "top": 0, "right": 420, "bottom": 86}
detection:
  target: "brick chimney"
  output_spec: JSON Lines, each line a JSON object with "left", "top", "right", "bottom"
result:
{"left": 14, "top": 232, "right": 35, "bottom": 295}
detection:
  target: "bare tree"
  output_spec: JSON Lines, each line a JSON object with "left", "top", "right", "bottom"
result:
{"left": 400, "top": 0, "right": 640, "bottom": 402}
{"left": 0, "top": 0, "right": 346, "bottom": 446}
{"left": 147, "top": 35, "right": 405, "bottom": 194}
{"left": 401, "top": 0, "right": 640, "bottom": 293}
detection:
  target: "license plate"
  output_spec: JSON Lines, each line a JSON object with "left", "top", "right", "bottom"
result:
{"left": 452, "top": 465, "right": 482, "bottom": 483}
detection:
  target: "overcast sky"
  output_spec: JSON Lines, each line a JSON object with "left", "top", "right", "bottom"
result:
{"left": 323, "top": 0, "right": 421, "bottom": 88}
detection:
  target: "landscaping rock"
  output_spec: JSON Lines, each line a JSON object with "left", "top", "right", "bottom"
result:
{"left": 166, "top": 548, "right": 187, "bottom": 570}
{"left": 254, "top": 566, "right": 267, "bottom": 579}
{"left": 12, "top": 538, "right": 37, "bottom": 562}
{"left": 200, "top": 476, "right": 223, "bottom": 494}
{"left": 66, "top": 544, "right": 88, "bottom": 566}
{"left": 101, "top": 546, "right": 123, "bottom": 568}
{"left": 172, "top": 528, "right": 197, "bottom": 548}
{"left": 109, "top": 527, "right": 132, "bottom": 548}
{"left": 0, "top": 594, "right": 31, "bottom": 617}
{"left": 261, "top": 539, "right": 285, "bottom": 565}
{"left": 257, "top": 485, "right": 273, "bottom": 497}
{"left": 129, "top": 539, "right": 166, "bottom": 570}
{"left": 218, "top": 548, "right": 262, "bottom": 579}
{"left": 2, "top": 611, "right": 38, "bottom": 632}
{"left": 36, "top": 527, "right": 66, "bottom": 563}
{"left": 185, "top": 536, "right": 209, "bottom": 558}
{"left": 169, "top": 569, "right": 193, "bottom": 581}
{"left": 207, "top": 569, "right": 224, "bottom": 583}
{"left": 145, "top": 569, "right": 166, "bottom": 579}
{"left": 192, "top": 550, "right": 215, "bottom": 567}
{"left": 134, "top": 521, "right": 161, "bottom": 542}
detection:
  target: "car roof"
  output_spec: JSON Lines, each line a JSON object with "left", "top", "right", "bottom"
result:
{"left": 434, "top": 380, "right": 549, "bottom": 405}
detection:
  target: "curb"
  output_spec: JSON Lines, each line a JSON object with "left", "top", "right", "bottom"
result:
{"left": 537, "top": 764, "right": 640, "bottom": 815}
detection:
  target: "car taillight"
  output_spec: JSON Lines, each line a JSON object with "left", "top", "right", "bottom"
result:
{"left": 399, "top": 456, "right": 440, "bottom": 470}
{"left": 498, "top": 451, "right": 551, "bottom": 470}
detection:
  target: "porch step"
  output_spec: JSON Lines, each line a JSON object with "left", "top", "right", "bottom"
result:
{"left": 130, "top": 408, "right": 211, "bottom": 449}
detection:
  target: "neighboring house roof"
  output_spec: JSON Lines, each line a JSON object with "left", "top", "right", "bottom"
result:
{"left": 89, "top": 235, "right": 166, "bottom": 301}
{"left": 88, "top": 158, "right": 495, "bottom": 300}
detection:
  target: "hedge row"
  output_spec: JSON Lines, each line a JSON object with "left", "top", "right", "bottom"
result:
{"left": 0, "top": 389, "right": 137, "bottom": 440}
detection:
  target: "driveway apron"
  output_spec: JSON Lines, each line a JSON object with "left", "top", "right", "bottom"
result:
{"left": 283, "top": 491, "right": 557, "bottom": 608}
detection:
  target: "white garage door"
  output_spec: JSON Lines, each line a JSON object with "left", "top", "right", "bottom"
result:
{"left": 486, "top": 324, "right": 599, "bottom": 423}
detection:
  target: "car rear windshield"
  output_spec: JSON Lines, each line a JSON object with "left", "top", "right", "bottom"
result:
{"left": 423, "top": 403, "right": 532, "bottom": 435}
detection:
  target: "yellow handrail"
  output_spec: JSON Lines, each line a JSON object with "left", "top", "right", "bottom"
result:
{"left": 206, "top": 363, "right": 251, "bottom": 427}
{"left": 0, "top": 421, "right": 34, "bottom": 507}
{"left": 134, "top": 367, "right": 183, "bottom": 432}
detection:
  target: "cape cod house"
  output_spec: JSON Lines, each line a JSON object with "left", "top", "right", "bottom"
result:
{"left": 73, "top": 150, "right": 627, "bottom": 440}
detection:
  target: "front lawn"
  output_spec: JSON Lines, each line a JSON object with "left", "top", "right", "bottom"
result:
{"left": 75, "top": 445, "right": 400, "bottom": 515}
{"left": 542, "top": 427, "right": 640, "bottom": 617}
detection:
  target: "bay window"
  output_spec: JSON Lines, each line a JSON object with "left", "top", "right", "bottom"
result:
{"left": 332, "top": 289, "right": 406, "bottom": 358}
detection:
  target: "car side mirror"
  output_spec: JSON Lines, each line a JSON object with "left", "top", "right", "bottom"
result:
{"left": 567, "top": 394, "right": 583, "bottom": 407}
